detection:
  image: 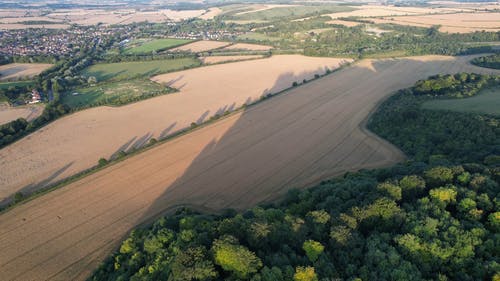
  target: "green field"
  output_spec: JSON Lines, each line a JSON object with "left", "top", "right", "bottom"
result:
{"left": 124, "top": 38, "right": 193, "bottom": 55}
{"left": 0, "top": 81, "right": 34, "bottom": 89}
{"left": 82, "top": 58, "right": 200, "bottom": 81}
{"left": 230, "top": 5, "right": 355, "bottom": 21}
{"left": 422, "top": 87, "right": 500, "bottom": 116}
{"left": 62, "top": 79, "right": 171, "bottom": 108}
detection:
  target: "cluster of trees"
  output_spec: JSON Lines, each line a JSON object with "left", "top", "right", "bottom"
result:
{"left": 471, "top": 54, "right": 500, "bottom": 70}
{"left": 0, "top": 84, "right": 32, "bottom": 105}
{"left": 368, "top": 73, "right": 500, "bottom": 163}
{"left": 90, "top": 74, "right": 500, "bottom": 281}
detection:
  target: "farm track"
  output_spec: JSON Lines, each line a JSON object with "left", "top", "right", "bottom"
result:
{"left": 0, "top": 55, "right": 499, "bottom": 280}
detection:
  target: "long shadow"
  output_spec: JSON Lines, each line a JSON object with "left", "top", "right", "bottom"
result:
{"left": 110, "top": 136, "right": 137, "bottom": 159}
{"left": 130, "top": 59, "right": 400, "bottom": 228}
{"left": 0, "top": 162, "right": 74, "bottom": 207}
{"left": 159, "top": 122, "right": 177, "bottom": 140}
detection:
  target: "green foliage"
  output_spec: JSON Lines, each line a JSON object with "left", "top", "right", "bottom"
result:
{"left": 302, "top": 240, "right": 324, "bottom": 262}
{"left": 212, "top": 235, "right": 262, "bottom": 279}
{"left": 368, "top": 73, "right": 500, "bottom": 163}
{"left": 471, "top": 53, "right": 500, "bottom": 70}
{"left": 293, "top": 266, "right": 318, "bottom": 281}
{"left": 424, "top": 167, "right": 454, "bottom": 187}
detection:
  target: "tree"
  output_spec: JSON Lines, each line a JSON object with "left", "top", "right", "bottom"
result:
{"left": 302, "top": 240, "right": 324, "bottom": 262}
{"left": 293, "top": 266, "right": 318, "bottom": 281}
{"left": 212, "top": 235, "right": 262, "bottom": 279}
{"left": 170, "top": 247, "right": 217, "bottom": 281}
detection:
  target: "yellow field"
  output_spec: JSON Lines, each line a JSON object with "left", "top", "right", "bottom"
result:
{"left": 371, "top": 12, "right": 500, "bottom": 33}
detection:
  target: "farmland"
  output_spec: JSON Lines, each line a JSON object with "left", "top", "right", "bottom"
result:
{"left": 170, "top": 40, "right": 232, "bottom": 53}
{"left": 61, "top": 79, "right": 171, "bottom": 108}
{"left": 82, "top": 58, "right": 200, "bottom": 81}
{"left": 422, "top": 87, "right": 500, "bottom": 116}
{"left": 222, "top": 43, "right": 273, "bottom": 51}
{"left": 0, "top": 103, "right": 44, "bottom": 125}
{"left": 200, "top": 55, "right": 264, "bottom": 64}
{"left": 371, "top": 12, "right": 500, "bottom": 33}
{"left": 0, "top": 55, "right": 499, "bottom": 281}
{"left": 0, "top": 63, "right": 52, "bottom": 81}
{"left": 225, "top": 5, "right": 356, "bottom": 21}
{"left": 0, "top": 55, "right": 348, "bottom": 203}
{"left": 123, "top": 38, "right": 192, "bottom": 55}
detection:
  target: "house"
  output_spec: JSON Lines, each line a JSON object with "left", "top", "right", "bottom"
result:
{"left": 29, "top": 89, "right": 41, "bottom": 104}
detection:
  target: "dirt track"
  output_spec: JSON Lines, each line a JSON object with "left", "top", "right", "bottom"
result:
{"left": 0, "top": 55, "right": 498, "bottom": 281}
{"left": 0, "top": 55, "right": 348, "bottom": 203}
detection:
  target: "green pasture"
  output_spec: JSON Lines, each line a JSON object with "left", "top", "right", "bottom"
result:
{"left": 422, "top": 87, "right": 500, "bottom": 116}
{"left": 124, "top": 38, "right": 192, "bottom": 55}
{"left": 82, "top": 58, "right": 200, "bottom": 81}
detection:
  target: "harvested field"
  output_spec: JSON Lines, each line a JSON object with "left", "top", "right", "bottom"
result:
{"left": 200, "top": 55, "right": 264, "bottom": 64}
{"left": 326, "top": 5, "right": 465, "bottom": 19}
{"left": 371, "top": 12, "right": 500, "bottom": 33}
{"left": 0, "top": 103, "right": 44, "bottom": 125}
{"left": 198, "top": 7, "right": 222, "bottom": 20}
{"left": 170, "top": 40, "right": 231, "bottom": 53}
{"left": 222, "top": 43, "right": 273, "bottom": 51}
{"left": 0, "top": 23, "right": 69, "bottom": 30}
{"left": 1, "top": 55, "right": 499, "bottom": 281}
{"left": 0, "top": 55, "right": 349, "bottom": 203}
{"left": 0, "top": 63, "right": 52, "bottom": 81}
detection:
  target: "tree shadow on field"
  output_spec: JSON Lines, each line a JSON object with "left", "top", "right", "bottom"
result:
{"left": 0, "top": 162, "right": 74, "bottom": 207}
{"left": 128, "top": 59, "right": 406, "bottom": 228}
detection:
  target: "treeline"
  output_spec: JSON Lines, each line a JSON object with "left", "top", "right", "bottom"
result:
{"left": 90, "top": 75, "right": 500, "bottom": 281}
{"left": 471, "top": 53, "right": 500, "bottom": 70}
{"left": 368, "top": 73, "right": 500, "bottom": 163}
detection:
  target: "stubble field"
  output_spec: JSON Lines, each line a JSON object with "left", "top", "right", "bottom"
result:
{"left": 0, "top": 63, "right": 53, "bottom": 81}
{"left": 0, "top": 103, "right": 44, "bottom": 125}
{"left": 0, "top": 55, "right": 499, "bottom": 281}
{"left": 0, "top": 55, "right": 349, "bottom": 203}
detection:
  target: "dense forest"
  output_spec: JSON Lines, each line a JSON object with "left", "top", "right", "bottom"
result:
{"left": 89, "top": 74, "right": 500, "bottom": 281}
{"left": 471, "top": 54, "right": 500, "bottom": 70}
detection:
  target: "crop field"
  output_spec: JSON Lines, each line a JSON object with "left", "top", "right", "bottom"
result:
{"left": 61, "top": 79, "right": 169, "bottom": 108}
{"left": 370, "top": 12, "right": 500, "bottom": 33}
{"left": 228, "top": 5, "right": 356, "bottom": 21}
{"left": 200, "top": 55, "right": 264, "bottom": 64}
{"left": 0, "top": 8, "right": 209, "bottom": 29}
{"left": 170, "top": 40, "right": 232, "bottom": 53}
{"left": 422, "top": 87, "right": 500, "bottom": 115}
{"left": 82, "top": 58, "right": 200, "bottom": 81}
{"left": 325, "top": 5, "right": 467, "bottom": 19}
{"left": 0, "top": 55, "right": 349, "bottom": 205}
{"left": 123, "top": 38, "right": 192, "bottom": 55}
{"left": 1, "top": 55, "right": 499, "bottom": 281}
{"left": 0, "top": 63, "right": 52, "bottom": 81}
{"left": 222, "top": 43, "right": 273, "bottom": 51}
{"left": 0, "top": 103, "right": 44, "bottom": 125}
